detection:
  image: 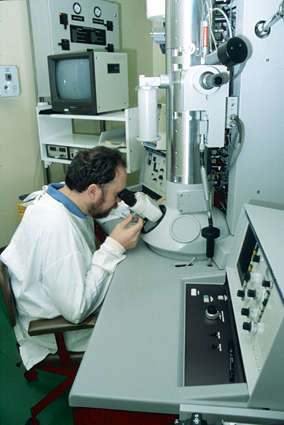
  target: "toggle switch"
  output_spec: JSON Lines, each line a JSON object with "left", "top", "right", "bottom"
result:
{"left": 58, "top": 39, "right": 70, "bottom": 50}
{"left": 59, "top": 12, "right": 68, "bottom": 29}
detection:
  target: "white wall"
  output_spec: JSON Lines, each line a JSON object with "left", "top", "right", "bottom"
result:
{"left": 0, "top": 0, "right": 44, "bottom": 247}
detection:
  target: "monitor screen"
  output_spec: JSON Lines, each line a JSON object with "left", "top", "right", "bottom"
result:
{"left": 48, "top": 51, "right": 128, "bottom": 115}
{"left": 55, "top": 58, "right": 91, "bottom": 100}
{"left": 48, "top": 51, "right": 97, "bottom": 114}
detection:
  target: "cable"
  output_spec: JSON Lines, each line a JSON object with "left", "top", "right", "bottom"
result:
{"left": 32, "top": 146, "right": 43, "bottom": 191}
{"left": 226, "top": 116, "right": 244, "bottom": 172}
{"left": 204, "top": 0, "right": 217, "bottom": 51}
{"left": 212, "top": 7, "right": 233, "bottom": 38}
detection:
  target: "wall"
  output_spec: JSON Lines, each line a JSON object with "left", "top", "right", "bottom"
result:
{"left": 0, "top": 0, "right": 155, "bottom": 247}
{"left": 0, "top": 0, "right": 45, "bottom": 248}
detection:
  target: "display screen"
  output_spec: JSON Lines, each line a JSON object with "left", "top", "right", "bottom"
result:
{"left": 237, "top": 223, "right": 257, "bottom": 286}
{"left": 55, "top": 58, "right": 91, "bottom": 100}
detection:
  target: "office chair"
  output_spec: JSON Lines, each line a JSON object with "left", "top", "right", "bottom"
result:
{"left": 0, "top": 260, "right": 96, "bottom": 425}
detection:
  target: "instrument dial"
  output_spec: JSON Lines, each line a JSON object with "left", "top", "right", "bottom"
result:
{"left": 94, "top": 6, "right": 102, "bottom": 17}
{"left": 73, "top": 2, "right": 82, "bottom": 14}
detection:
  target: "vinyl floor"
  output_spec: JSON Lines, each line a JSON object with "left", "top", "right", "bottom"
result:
{"left": 0, "top": 307, "right": 73, "bottom": 425}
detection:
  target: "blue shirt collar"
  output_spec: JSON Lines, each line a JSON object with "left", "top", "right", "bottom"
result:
{"left": 46, "top": 183, "right": 87, "bottom": 219}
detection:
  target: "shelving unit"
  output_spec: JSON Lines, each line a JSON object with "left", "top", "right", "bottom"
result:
{"left": 36, "top": 105, "right": 143, "bottom": 173}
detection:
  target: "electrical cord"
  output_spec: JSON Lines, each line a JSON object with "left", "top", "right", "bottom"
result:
{"left": 226, "top": 115, "right": 244, "bottom": 172}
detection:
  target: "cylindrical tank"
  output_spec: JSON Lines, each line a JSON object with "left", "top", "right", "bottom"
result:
{"left": 165, "top": 0, "right": 202, "bottom": 184}
{"left": 136, "top": 86, "right": 160, "bottom": 143}
{"left": 146, "top": 0, "right": 165, "bottom": 22}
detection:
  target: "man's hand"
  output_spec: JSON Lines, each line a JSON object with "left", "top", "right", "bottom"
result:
{"left": 110, "top": 214, "right": 144, "bottom": 250}
{"left": 157, "top": 196, "right": 166, "bottom": 205}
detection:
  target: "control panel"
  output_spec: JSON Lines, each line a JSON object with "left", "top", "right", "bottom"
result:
{"left": 139, "top": 148, "right": 167, "bottom": 197}
{"left": 236, "top": 237, "right": 275, "bottom": 340}
{"left": 47, "top": 144, "right": 83, "bottom": 160}
{"left": 28, "top": 0, "right": 119, "bottom": 97}
{"left": 0, "top": 65, "right": 20, "bottom": 97}
{"left": 226, "top": 204, "right": 284, "bottom": 410}
{"left": 184, "top": 282, "right": 245, "bottom": 387}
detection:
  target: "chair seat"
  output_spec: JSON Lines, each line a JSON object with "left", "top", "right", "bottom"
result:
{"left": 36, "top": 351, "right": 84, "bottom": 367}
{"left": 0, "top": 259, "right": 95, "bottom": 424}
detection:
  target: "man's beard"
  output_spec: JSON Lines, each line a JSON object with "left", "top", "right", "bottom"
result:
{"left": 87, "top": 194, "right": 118, "bottom": 219}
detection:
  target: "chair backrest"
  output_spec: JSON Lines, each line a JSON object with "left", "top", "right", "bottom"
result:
{"left": 0, "top": 260, "right": 17, "bottom": 327}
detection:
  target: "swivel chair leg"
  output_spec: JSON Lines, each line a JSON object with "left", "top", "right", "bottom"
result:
{"left": 24, "top": 368, "right": 38, "bottom": 382}
{"left": 25, "top": 365, "right": 79, "bottom": 425}
{"left": 25, "top": 417, "right": 39, "bottom": 425}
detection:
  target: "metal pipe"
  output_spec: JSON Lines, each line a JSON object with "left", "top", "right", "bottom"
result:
{"left": 255, "top": 0, "right": 284, "bottom": 38}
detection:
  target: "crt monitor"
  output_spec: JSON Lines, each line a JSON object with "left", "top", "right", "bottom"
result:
{"left": 47, "top": 50, "right": 129, "bottom": 115}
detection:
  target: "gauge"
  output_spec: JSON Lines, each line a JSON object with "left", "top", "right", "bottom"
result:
{"left": 94, "top": 6, "right": 102, "bottom": 17}
{"left": 73, "top": 2, "right": 82, "bottom": 14}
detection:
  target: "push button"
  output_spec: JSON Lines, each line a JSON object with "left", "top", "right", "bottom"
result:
{"left": 205, "top": 304, "right": 219, "bottom": 320}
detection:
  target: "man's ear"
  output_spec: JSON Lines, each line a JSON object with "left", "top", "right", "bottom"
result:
{"left": 87, "top": 184, "right": 101, "bottom": 201}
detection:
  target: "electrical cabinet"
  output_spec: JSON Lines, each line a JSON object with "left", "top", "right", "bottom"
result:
{"left": 36, "top": 105, "right": 143, "bottom": 173}
{"left": 28, "top": 0, "right": 120, "bottom": 97}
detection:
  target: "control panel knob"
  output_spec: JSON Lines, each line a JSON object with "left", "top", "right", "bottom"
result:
{"left": 247, "top": 288, "right": 262, "bottom": 301}
{"left": 242, "top": 321, "right": 259, "bottom": 335}
{"left": 241, "top": 307, "right": 258, "bottom": 320}
{"left": 241, "top": 307, "right": 250, "bottom": 317}
{"left": 244, "top": 272, "right": 251, "bottom": 282}
{"left": 247, "top": 289, "right": 256, "bottom": 298}
{"left": 243, "top": 321, "right": 252, "bottom": 331}
{"left": 237, "top": 289, "right": 245, "bottom": 298}
{"left": 262, "top": 280, "right": 271, "bottom": 288}
{"left": 205, "top": 304, "right": 219, "bottom": 320}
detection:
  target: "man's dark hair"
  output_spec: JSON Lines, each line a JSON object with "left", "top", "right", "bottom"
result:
{"left": 65, "top": 146, "right": 126, "bottom": 192}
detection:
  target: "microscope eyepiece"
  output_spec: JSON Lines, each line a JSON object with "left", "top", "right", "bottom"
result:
{"left": 117, "top": 188, "right": 137, "bottom": 207}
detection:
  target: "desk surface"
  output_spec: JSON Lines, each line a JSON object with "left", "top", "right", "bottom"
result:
{"left": 69, "top": 233, "right": 249, "bottom": 415}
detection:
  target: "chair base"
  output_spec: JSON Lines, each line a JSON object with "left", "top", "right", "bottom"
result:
{"left": 25, "top": 364, "right": 79, "bottom": 425}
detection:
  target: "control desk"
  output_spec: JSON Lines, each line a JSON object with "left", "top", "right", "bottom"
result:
{"left": 69, "top": 205, "right": 284, "bottom": 424}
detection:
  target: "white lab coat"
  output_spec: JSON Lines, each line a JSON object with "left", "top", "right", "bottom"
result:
{"left": 1, "top": 184, "right": 125, "bottom": 370}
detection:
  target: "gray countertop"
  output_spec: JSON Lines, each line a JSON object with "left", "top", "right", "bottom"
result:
{"left": 69, "top": 230, "right": 248, "bottom": 414}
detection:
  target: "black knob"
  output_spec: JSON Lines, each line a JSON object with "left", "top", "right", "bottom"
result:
{"left": 247, "top": 289, "right": 256, "bottom": 298}
{"left": 243, "top": 322, "right": 252, "bottom": 331}
{"left": 244, "top": 272, "right": 251, "bottom": 282}
{"left": 237, "top": 289, "right": 245, "bottom": 298}
{"left": 262, "top": 280, "right": 270, "bottom": 288}
{"left": 190, "top": 413, "right": 203, "bottom": 425}
{"left": 241, "top": 308, "right": 250, "bottom": 317}
{"left": 201, "top": 226, "right": 220, "bottom": 259}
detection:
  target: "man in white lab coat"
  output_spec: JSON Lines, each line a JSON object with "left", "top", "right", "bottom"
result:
{"left": 1, "top": 146, "right": 143, "bottom": 370}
